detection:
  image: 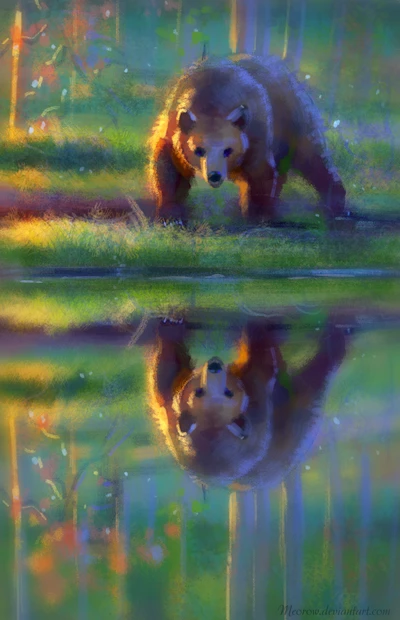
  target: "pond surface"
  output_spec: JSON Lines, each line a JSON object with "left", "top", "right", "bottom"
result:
{"left": 0, "top": 278, "right": 399, "bottom": 620}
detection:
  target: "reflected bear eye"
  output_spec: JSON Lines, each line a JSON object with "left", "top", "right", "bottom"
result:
{"left": 223, "top": 148, "right": 233, "bottom": 158}
{"left": 194, "top": 146, "right": 206, "bottom": 157}
{"left": 224, "top": 388, "right": 234, "bottom": 398}
{"left": 195, "top": 388, "right": 205, "bottom": 398}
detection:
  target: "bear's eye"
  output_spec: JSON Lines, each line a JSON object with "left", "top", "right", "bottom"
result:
{"left": 194, "top": 388, "right": 205, "bottom": 398}
{"left": 224, "top": 388, "right": 234, "bottom": 398}
{"left": 194, "top": 146, "right": 206, "bottom": 157}
{"left": 223, "top": 147, "right": 233, "bottom": 158}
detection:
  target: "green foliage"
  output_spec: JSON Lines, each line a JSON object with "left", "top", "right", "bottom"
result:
{"left": 155, "top": 27, "right": 177, "bottom": 44}
{"left": 0, "top": 137, "right": 148, "bottom": 172}
{"left": 191, "top": 31, "right": 209, "bottom": 45}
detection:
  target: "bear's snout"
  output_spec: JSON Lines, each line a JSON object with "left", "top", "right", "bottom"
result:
{"left": 207, "top": 171, "right": 223, "bottom": 188}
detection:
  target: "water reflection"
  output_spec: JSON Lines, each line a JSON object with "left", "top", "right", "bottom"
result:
{"left": 148, "top": 314, "right": 350, "bottom": 490}
{"left": 0, "top": 297, "right": 399, "bottom": 619}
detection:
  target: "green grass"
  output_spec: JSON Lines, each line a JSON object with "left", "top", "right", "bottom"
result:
{"left": 1, "top": 217, "right": 398, "bottom": 272}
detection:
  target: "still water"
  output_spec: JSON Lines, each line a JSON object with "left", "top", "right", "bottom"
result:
{"left": 0, "top": 278, "right": 399, "bottom": 620}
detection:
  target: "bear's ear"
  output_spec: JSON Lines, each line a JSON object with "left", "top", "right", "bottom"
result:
{"left": 178, "top": 109, "right": 197, "bottom": 134}
{"left": 226, "top": 104, "right": 248, "bottom": 130}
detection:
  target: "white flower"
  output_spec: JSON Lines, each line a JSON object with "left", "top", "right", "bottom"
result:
{"left": 333, "top": 417, "right": 340, "bottom": 425}
{"left": 376, "top": 89, "right": 380, "bottom": 95}
{"left": 305, "top": 465, "right": 311, "bottom": 470}
{"left": 105, "top": 9, "right": 110, "bottom": 17}
{"left": 62, "top": 88, "right": 68, "bottom": 96}
{"left": 32, "top": 79, "right": 39, "bottom": 88}
{"left": 124, "top": 68, "right": 128, "bottom": 73}
{"left": 333, "top": 120, "right": 340, "bottom": 128}
{"left": 40, "top": 121, "right": 46, "bottom": 130}
{"left": 99, "top": 127, "right": 103, "bottom": 132}
{"left": 80, "top": 373, "right": 85, "bottom": 378}
{"left": 305, "top": 74, "right": 310, "bottom": 80}
{"left": 79, "top": 166, "right": 84, "bottom": 172}
{"left": 51, "top": 44, "right": 56, "bottom": 49}
{"left": 173, "top": 29, "right": 178, "bottom": 35}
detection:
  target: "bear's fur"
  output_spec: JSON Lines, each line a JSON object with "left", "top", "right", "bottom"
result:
{"left": 147, "top": 54, "right": 346, "bottom": 225}
{"left": 146, "top": 316, "right": 348, "bottom": 490}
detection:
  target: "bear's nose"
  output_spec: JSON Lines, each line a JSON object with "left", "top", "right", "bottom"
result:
{"left": 208, "top": 171, "right": 222, "bottom": 187}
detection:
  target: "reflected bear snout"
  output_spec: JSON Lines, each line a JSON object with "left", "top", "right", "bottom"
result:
{"left": 208, "top": 361, "right": 223, "bottom": 373}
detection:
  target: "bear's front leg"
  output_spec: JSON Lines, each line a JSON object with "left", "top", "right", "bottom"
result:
{"left": 241, "top": 174, "right": 286, "bottom": 224}
{"left": 150, "top": 138, "right": 193, "bottom": 226}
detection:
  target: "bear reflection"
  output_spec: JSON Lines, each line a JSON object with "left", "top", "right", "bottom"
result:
{"left": 147, "top": 315, "right": 348, "bottom": 490}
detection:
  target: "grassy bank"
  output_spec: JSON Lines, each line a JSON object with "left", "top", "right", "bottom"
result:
{"left": 1, "top": 218, "right": 399, "bottom": 272}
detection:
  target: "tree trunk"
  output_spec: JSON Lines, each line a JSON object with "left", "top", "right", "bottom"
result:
{"left": 327, "top": 0, "right": 346, "bottom": 124}
{"left": 9, "top": 5, "right": 22, "bottom": 139}
{"left": 282, "top": 0, "right": 306, "bottom": 72}
{"left": 229, "top": 0, "right": 257, "bottom": 55}
{"left": 255, "top": 0, "right": 271, "bottom": 57}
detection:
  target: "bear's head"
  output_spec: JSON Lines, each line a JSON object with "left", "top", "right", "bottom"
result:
{"left": 176, "top": 105, "right": 250, "bottom": 188}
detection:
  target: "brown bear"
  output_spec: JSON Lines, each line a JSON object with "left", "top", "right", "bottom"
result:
{"left": 146, "top": 314, "right": 350, "bottom": 490}
{"left": 147, "top": 54, "right": 347, "bottom": 226}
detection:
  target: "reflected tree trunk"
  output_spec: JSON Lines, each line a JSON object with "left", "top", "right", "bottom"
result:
{"left": 283, "top": 469, "right": 304, "bottom": 611}
{"left": 328, "top": 434, "right": 345, "bottom": 616}
{"left": 9, "top": 412, "right": 24, "bottom": 620}
{"left": 252, "top": 487, "right": 270, "bottom": 619}
{"left": 358, "top": 452, "right": 371, "bottom": 610}
{"left": 226, "top": 490, "right": 255, "bottom": 620}
{"left": 229, "top": 0, "right": 257, "bottom": 55}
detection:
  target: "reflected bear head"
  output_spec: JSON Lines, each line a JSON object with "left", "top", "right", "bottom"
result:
{"left": 147, "top": 318, "right": 347, "bottom": 491}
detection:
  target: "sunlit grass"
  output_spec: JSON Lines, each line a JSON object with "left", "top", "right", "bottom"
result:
{"left": 0, "top": 217, "right": 398, "bottom": 271}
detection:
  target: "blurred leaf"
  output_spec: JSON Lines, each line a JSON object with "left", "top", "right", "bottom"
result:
{"left": 201, "top": 6, "right": 212, "bottom": 13}
{"left": 192, "top": 31, "right": 209, "bottom": 45}
{"left": 155, "top": 27, "right": 176, "bottom": 44}
{"left": 191, "top": 500, "right": 207, "bottom": 513}
{"left": 185, "top": 16, "right": 195, "bottom": 25}
{"left": 177, "top": 47, "right": 185, "bottom": 57}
